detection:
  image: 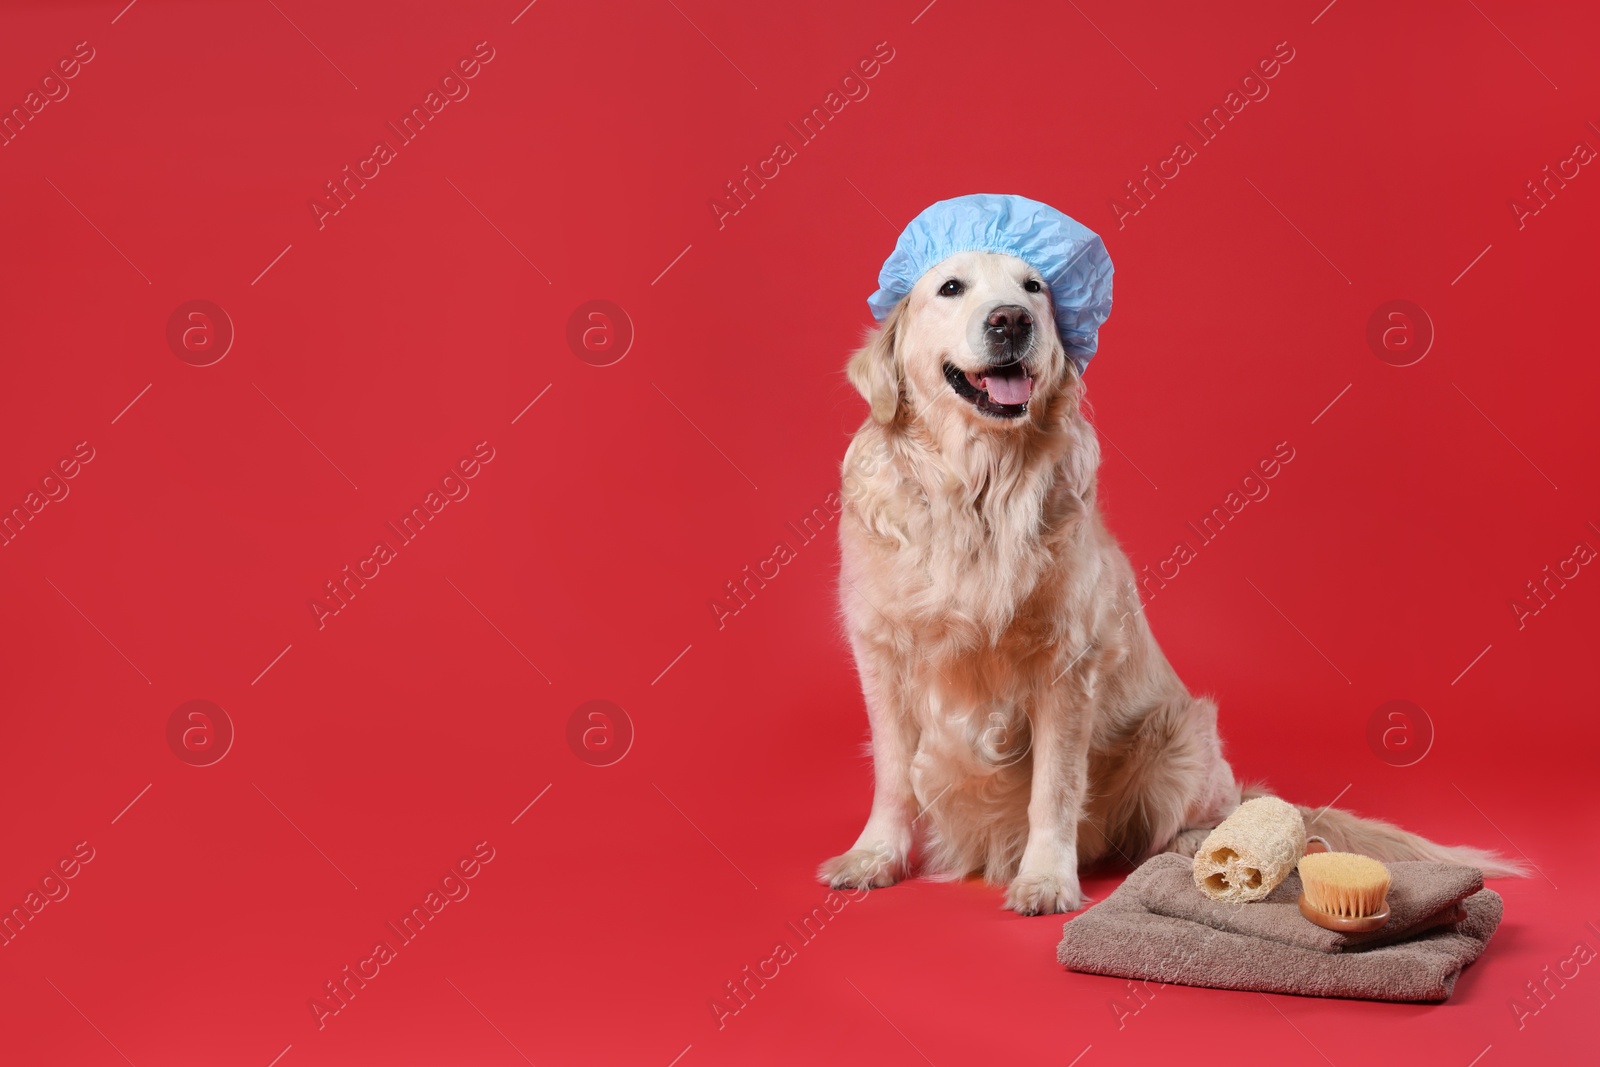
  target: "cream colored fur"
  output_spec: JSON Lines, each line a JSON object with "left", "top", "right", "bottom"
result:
{"left": 818, "top": 251, "right": 1522, "bottom": 915}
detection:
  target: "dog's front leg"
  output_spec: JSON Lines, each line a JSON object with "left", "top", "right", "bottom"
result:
{"left": 818, "top": 640, "right": 918, "bottom": 890}
{"left": 1005, "top": 680, "right": 1093, "bottom": 915}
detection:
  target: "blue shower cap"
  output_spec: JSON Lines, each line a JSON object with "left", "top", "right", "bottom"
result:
{"left": 867, "top": 193, "right": 1114, "bottom": 374}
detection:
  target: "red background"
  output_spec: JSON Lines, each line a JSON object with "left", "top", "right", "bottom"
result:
{"left": 2, "top": 1, "right": 1596, "bottom": 1064}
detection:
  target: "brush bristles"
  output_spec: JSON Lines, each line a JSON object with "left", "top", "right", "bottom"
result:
{"left": 1298, "top": 852, "right": 1390, "bottom": 918}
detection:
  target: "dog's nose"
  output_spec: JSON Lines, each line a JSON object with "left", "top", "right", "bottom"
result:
{"left": 985, "top": 305, "right": 1033, "bottom": 347}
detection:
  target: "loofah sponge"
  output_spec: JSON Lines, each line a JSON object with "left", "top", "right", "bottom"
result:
{"left": 1192, "top": 796, "right": 1307, "bottom": 903}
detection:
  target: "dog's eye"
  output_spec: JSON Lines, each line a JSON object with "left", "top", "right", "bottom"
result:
{"left": 938, "top": 279, "right": 965, "bottom": 297}
{"left": 1023, "top": 279, "right": 1042, "bottom": 293}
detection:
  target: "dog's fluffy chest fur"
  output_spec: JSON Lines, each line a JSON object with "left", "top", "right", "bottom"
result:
{"left": 840, "top": 420, "right": 1098, "bottom": 657}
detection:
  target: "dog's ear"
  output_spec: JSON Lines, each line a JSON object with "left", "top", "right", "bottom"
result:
{"left": 848, "top": 304, "right": 903, "bottom": 425}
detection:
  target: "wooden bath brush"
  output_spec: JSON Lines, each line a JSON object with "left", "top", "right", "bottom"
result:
{"left": 1297, "top": 851, "right": 1391, "bottom": 932}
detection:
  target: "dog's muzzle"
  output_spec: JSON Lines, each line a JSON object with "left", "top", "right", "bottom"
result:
{"left": 946, "top": 304, "right": 1038, "bottom": 418}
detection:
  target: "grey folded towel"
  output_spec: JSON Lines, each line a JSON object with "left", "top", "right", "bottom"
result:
{"left": 1057, "top": 853, "right": 1503, "bottom": 1002}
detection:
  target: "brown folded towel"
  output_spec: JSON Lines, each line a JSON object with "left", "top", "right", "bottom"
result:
{"left": 1058, "top": 854, "right": 1503, "bottom": 1002}
{"left": 1142, "top": 853, "right": 1483, "bottom": 952}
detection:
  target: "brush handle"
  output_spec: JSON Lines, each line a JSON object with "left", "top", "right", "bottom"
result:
{"left": 1297, "top": 894, "right": 1390, "bottom": 932}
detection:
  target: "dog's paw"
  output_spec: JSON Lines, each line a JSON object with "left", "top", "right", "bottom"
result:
{"left": 1164, "top": 827, "right": 1212, "bottom": 858}
{"left": 1004, "top": 872, "right": 1087, "bottom": 915}
{"left": 817, "top": 847, "right": 902, "bottom": 890}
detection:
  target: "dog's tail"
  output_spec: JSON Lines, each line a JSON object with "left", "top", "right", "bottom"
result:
{"left": 1238, "top": 785, "right": 1529, "bottom": 879}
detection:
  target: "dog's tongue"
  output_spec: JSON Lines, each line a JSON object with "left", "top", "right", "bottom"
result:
{"left": 980, "top": 366, "right": 1033, "bottom": 406}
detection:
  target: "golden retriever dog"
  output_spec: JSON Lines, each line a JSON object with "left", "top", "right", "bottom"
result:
{"left": 818, "top": 248, "right": 1520, "bottom": 914}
